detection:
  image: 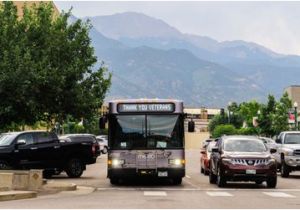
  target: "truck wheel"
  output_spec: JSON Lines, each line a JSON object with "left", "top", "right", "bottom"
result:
{"left": 255, "top": 180, "right": 263, "bottom": 185}
{"left": 66, "top": 158, "right": 84, "bottom": 178}
{"left": 267, "top": 177, "right": 277, "bottom": 188}
{"left": 43, "top": 170, "right": 54, "bottom": 179}
{"left": 217, "top": 167, "right": 226, "bottom": 187}
{"left": 281, "top": 161, "right": 290, "bottom": 178}
{"left": 102, "top": 146, "right": 108, "bottom": 154}
{"left": 0, "top": 161, "right": 11, "bottom": 170}
{"left": 173, "top": 177, "right": 182, "bottom": 185}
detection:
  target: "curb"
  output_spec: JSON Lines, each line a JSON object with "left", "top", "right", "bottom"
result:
{"left": 0, "top": 191, "right": 37, "bottom": 202}
{"left": 43, "top": 181, "right": 77, "bottom": 191}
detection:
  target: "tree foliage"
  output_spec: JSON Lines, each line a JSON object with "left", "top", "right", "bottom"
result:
{"left": 0, "top": 2, "right": 111, "bottom": 131}
{"left": 212, "top": 124, "right": 237, "bottom": 138}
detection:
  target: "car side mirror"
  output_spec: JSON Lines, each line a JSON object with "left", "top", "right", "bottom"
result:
{"left": 270, "top": 148, "right": 277, "bottom": 154}
{"left": 275, "top": 139, "right": 281, "bottom": 144}
{"left": 211, "top": 147, "right": 219, "bottom": 153}
{"left": 16, "top": 139, "right": 26, "bottom": 145}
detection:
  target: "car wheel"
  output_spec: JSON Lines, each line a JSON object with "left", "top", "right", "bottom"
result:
{"left": 0, "top": 161, "right": 11, "bottom": 170}
{"left": 266, "top": 177, "right": 277, "bottom": 188}
{"left": 66, "top": 158, "right": 84, "bottom": 178}
{"left": 204, "top": 169, "right": 210, "bottom": 176}
{"left": 255, "top": 180, "right": 263, "bottom": 185}
{"left": 201, "top": 167, "right": 204, "bottom": 174}
{"left": 102, "top": 146, "right": 108, "bottom": 154}
{"left": 216, "top": 167, "right": 226, "bottom": 187}
{"left": 110, "top": 177, "right": 119, "bottom": 185}
{"left": 173, "top": 177, "right": 182, "bottom": 185}
{"left": 209, "top": 169, "right": 217, "bottom": 184}
{"left": 281, "top": 161, "right": 290, "bottom": 178}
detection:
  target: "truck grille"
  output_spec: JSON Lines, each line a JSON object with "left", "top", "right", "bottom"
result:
{"left": 294, "top": 150, "right": 300, "bottom": 156}
{"left": 231, "top": 159, "right": 268, "bottom": 166}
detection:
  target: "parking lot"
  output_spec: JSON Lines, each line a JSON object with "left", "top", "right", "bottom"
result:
{"left": 1, "top": 149, "right": 300, "bottom": 209}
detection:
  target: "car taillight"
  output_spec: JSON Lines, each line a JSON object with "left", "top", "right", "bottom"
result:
{"left": 92, "top": 144, "right": 96, "bottom": 154}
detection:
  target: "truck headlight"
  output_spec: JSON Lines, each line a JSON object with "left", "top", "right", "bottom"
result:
{"left": 283, "top": 150, "right": 294, "bottom": 156}
{"left": 169, "top": 159, "right": 185, "bottom": 166}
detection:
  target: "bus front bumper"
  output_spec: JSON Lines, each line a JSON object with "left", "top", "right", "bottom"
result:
{"left": 108, "top": 168, "right": 185, "bottom": 179}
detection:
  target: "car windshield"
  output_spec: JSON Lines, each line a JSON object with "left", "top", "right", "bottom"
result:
{"left": 0, "top": 133, "right": 18, "bottom": 146}
{"left": 109, "top": 114, "right": 183, "bottom": 149}
{"left": 224, "top": 139, "right": 267, "bottom": 152}
{"left": 285, "top": 134, "right": 300, "bottom": 144}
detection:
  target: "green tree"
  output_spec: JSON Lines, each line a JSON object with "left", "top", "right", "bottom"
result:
{"left": 0, "top": 2, "right": 111, "bottom": 131}
{"left": 257, "top": 95, "right": 276, "bottom": 136}
{"left": 238, "top": 100, "right": 261, "bottom": 128}
{"left": 271, "top": 92, "right": 292, "bottom": 135}
{"left": 212, "top": 124, "right": 237, "bottom": 138}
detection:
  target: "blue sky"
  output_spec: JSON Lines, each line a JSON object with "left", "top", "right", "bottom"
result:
{"left": 55, "top": 1, "right": 300, "bottom": 56}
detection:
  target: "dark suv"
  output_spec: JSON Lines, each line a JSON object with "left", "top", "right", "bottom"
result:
{"left": 209, "top": 135, "right": 277, "bottom": 188}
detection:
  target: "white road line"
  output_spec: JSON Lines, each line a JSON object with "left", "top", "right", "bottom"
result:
{"left": 144, "top": 191, "right": 167, "bottom": 196}
{"left": 263, "top": 192, "right": 296, "bottom": 198}
{"left": 206, "top": 192, "right": 233, "bottom": 197}
{"left": 183, "top": 178, "right": 199, "bottom": 188}
{"left": 185, "top": 175, "right": 191, "bottom": 179}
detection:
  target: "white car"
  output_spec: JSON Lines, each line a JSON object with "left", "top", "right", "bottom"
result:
{"left": 96, "top": 135, "right": 108, "bottom": 154}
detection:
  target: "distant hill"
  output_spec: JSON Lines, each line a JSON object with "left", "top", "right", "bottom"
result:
{"left": 84, "top": 12, "right": 300, "bottom": 106}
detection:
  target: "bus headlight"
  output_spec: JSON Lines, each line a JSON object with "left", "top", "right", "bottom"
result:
{"left": 109, "top": 159, "right": 125, "bottom": 167}
{"left": 169, "top": 159, "right": 185, "bottom": 166}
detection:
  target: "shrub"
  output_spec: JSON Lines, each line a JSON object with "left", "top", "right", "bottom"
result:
{"left": 212, "top": 124, "right": 237, "bottom": 138}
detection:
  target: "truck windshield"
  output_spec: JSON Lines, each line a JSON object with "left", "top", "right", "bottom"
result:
{"left": 224, "top": 139, "right": 267, "bottom": 152}
{"left": 109, "top": 115, "right": 183, "bottom": 149}
{"left": 0, "top": 134, "right": 17, "bottom": 146}
{"left": 285, "top": 134, "right": 300, "bottom": 144}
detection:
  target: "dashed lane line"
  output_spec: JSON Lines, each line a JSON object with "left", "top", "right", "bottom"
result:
{"left": 206, "top": 192, "right": 233, "bottom": 197}
{"left": 263, "top": 192, "right": 296, "bottom": 198}
{"left": 144, "top": 191, "right": 167, "bottom": 196}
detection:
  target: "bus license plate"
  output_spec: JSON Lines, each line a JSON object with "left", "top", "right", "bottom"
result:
{"left": 246, "top": 170, "right": 256, "bottom": 174}
{"left": 158, "top": 171, "right": 168, "bottom": 177}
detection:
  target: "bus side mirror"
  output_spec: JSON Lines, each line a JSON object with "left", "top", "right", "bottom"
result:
{"left": 188, "top": 120, "right": 195, "bottom": 132}
{"left": 99, "top": 116, "right": 107, "bottom": 130}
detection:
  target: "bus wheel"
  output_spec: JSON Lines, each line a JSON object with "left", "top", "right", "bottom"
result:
{"left": 173, "top": 177, "right": 182, "bottom": 185}
{"left": 110, "top": 177, "right": 119, "bottom": 185}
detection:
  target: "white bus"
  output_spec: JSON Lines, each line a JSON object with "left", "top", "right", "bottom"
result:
{"left": 107, "top": 99, "right": 185, "bottom": 185}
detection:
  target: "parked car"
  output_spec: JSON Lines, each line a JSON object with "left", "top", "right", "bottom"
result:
{"left": 201, "top": 141, "right": 216, "bottom": 175}
{"left": 96, "top": 135, "right": 108, "bottom": 154}
{"left": 0, "top": 131, "right": 100, "bottom": 178}
{"left": 209, "top": 135, "right": 277, "bottom": 188}
{"left": 274, "top": 131, "right": 300, "bottom": 177}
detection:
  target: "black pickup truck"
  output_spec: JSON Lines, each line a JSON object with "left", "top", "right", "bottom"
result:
{"left": 0, "top": 131, "right": 100, "bottom": 178}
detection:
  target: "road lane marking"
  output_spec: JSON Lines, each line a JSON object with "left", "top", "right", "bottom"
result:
{"left": 182, "top": 178, "right": 199, "bottom": 188}
{"left": 206, "top": 192, "right": 233, "bottom": 197}
{"left": 144, "top": 191, "right": 167, "bottom": 196}
{"left": 185, "top": 175, "right": 191, "bottom": 179}
{"left": 263, "top": 192, "right": 295, "bottom": 198}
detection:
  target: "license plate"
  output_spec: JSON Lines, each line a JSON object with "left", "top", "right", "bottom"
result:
{"left": 246, "top": 169, "right": 256, "bottom": 174}
{"left": 158, "top": 171, "right": 168, "bottom": 177}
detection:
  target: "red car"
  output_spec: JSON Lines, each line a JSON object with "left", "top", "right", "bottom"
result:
{"left": 200, "top": 141, "right": 216, "bottom": 175}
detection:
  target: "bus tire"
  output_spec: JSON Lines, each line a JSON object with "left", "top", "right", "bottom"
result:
{"left": 173, "top": 177, "right": 182, "bottom": 185}
{"left": 110, "top": 177, "right": 119, "bottom": 185}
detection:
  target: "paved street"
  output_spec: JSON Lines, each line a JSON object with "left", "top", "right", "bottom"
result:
{"left": 1, "top": 150, "right": 300, "bottom": 208}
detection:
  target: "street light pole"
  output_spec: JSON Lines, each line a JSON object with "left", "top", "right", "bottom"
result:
{"left": 228, "top": 101, "right": 232, "bottom": 124}
{"left": 294, "top": 102, "right": 298, "bottom": 131}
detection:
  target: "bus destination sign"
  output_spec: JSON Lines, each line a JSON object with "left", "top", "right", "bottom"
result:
{"left": 118, "top": 103, "right": 175, "bottom": 113}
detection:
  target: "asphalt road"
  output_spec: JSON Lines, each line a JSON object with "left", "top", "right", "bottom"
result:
{"left": 1, "top": 150, "right": 300, "bottom": 209}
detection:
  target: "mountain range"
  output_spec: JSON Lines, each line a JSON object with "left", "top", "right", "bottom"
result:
{"left": 82, "top": 12, "right": 300, "bottom": 107}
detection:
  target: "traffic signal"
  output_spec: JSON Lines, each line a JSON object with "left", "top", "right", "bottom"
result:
{"left": 99, "top": 116, "right": 106, "bottom": 129}
{"left": 220, "top": 108, "right": 225, "bottom": 116}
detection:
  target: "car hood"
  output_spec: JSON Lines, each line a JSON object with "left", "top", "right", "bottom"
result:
{"left": 223, "top": 151, "right": 271, "bottom": 159}
{"left": 282, "top": 144, "right": 300, "bottom": 150}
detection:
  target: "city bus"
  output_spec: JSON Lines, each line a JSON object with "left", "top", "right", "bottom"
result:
{"left": 107, "top": 99, "right": 185, "bottom": 185}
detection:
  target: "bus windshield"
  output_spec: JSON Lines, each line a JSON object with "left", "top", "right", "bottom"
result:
{"left": 109, "top": 115, "right": 183, "bottom": 149}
